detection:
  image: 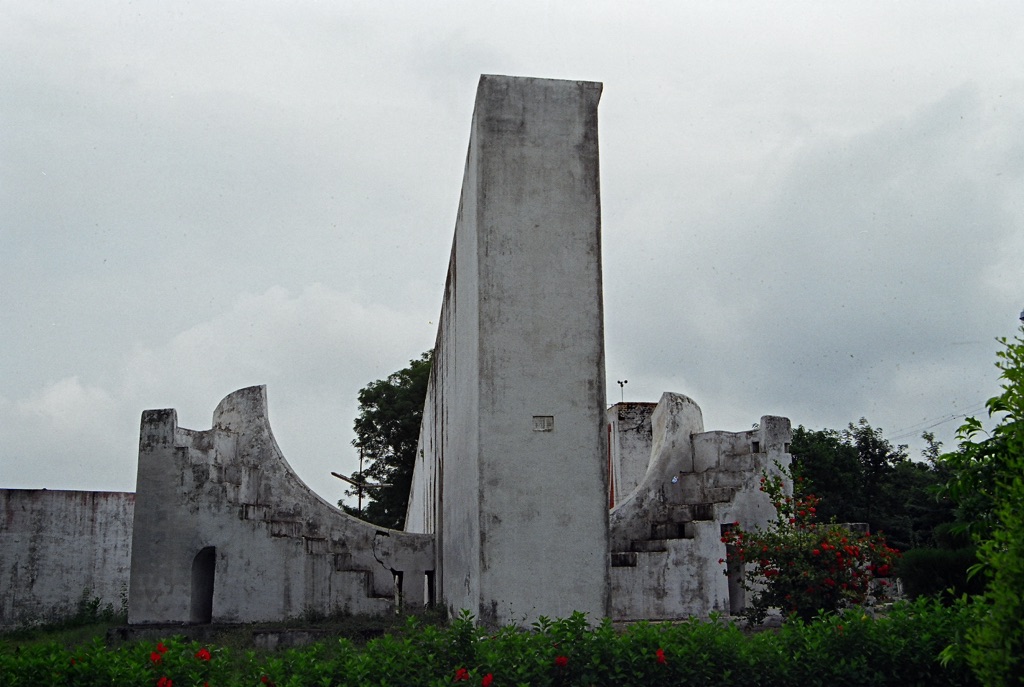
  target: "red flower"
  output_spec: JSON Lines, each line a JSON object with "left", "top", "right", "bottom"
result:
{"left": 454, "top": 667, "right": 470, "bottom": 682}
{"left": 156, "top": 642, "right": 169, "bottom": 654}
{"left": 655, "top": 648, "right": 667, "bottom": 664}
{"left": 481, "top": 674, "right": 494, "bottom": 687}
{"left": 156, "top": 678, "right": 173, "bottom": 687}
{"left": 150, "top": 652, "right": 162, "bottom": 665}
{"left": 554, "top": 655, "right": 569, "bottom": 668}
{"left": 195, "top": 647, "right": 212, "bottom": 661}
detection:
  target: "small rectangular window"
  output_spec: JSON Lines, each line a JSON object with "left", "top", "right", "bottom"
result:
{"left": 751, "top": 441, "right": 761, "bottom": 454}
{"left": 533, "top": 415, "right": 554, "bottom": 432}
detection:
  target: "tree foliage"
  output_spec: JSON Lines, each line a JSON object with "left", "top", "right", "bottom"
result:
{"left": 790, "top": 419, "right": 953, "bottom": 550}
{"left": 341, "top": 351, "right": 432, "bottom": 529}
{"left": 937, "top": 327, "right": 1024, "bottom": 686}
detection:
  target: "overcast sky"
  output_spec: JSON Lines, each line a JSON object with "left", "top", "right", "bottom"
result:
{"left": 2, "top": 2, "right": 1022, "bottom": 504}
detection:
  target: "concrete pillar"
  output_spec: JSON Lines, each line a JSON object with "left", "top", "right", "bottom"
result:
{"left": 409, "top": 75, "right": 609, "bottom": 626}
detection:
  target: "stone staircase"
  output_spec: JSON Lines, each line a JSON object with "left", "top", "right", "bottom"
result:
{"left": 611, "top": 502, "right": 717, "bottom": 567}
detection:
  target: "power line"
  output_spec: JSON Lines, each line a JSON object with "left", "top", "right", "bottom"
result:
{"left": 887, "top": 401, "right": 989, "bottom": 442}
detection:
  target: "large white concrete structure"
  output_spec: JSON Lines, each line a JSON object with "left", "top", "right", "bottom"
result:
{"left": 405, "top": 75, "right": 610, "bottom": 626}
{"left": 3, "top": 74, "right": 792, "bottom": 630}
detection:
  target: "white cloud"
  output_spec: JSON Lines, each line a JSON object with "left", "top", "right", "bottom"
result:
{"left": 14, "top": 376, "right": 114, "bottom": 429}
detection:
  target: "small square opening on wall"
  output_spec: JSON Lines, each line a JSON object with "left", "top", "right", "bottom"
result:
{"left": 533, "top": 415, "right": 554, "bottom": 432}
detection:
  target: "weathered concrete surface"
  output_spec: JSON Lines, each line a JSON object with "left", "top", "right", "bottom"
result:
{"left": 607, "top": 402, "right": 657, "bottom": 507}
{"left": 128, "top": 386, "right": 434, "bottom": 625}
{"left": 609, "top": 393, "right": 791, "bottom": 620}
{"left": 1, "top": 489, "right": 133, "bottom": 631}
{"left": 405, "top": 74, "right": 609, "bottom": 626}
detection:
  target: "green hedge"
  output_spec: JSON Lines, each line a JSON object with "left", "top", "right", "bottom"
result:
{"left": 0, "top": 598, "right": 978, "bottom": 687}
{"left": 898, "top": 547, "right": 986, "bottom": 601}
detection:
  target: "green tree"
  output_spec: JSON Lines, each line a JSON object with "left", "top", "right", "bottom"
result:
{"left": 790, "top": 426, "right": 862, "bottom": 523}
{"left": 842, "top": 418, "right": 909, "bottom": 526}
{"left": 791, "top": 420, "right": 951, "bottom": 550}
{"left": 340, "top": 351, "right": 432, "bottom": 529}
{"left": 938, "top": 327, "right": 1024, "bottom": 686}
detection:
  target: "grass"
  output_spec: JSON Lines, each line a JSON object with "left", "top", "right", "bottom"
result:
{"left": 1, "top": 606, "right": 448, "bottom": 653}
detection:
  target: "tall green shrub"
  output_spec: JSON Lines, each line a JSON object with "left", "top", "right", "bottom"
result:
{"left": 898, "top": 547, "right": 985, "bottom": 601}
{"left": 940, "top": 326, "right": 1024, "bottom": 686}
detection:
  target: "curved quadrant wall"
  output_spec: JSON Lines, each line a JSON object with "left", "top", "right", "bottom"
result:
{"left": 128, "top": 386, "right": 434, "bottom": 625}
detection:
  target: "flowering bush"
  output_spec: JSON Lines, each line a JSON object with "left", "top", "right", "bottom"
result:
{"left": 0, "top": 602, "right": 978, "bottom": 687}
{"left": 721, "top": 468, "right": 901, "bottom": 623}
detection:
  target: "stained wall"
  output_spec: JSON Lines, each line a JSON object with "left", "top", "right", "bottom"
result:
{"left": 608, "top": 393, "right": 792, "bottom": 620}
{"left": 0, "top": 489, "right": 133, "bottom": 631}
{"left": 128, "top": 386, "right": 434, "bottom": 625}
{"left": 406, "top": 74, "right": 610, "bottom": 626}
{"left": 607, "top": 402, "right": 657, "bottom": 507}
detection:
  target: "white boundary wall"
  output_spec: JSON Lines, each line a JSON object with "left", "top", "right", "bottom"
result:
{"left": 1, "top": 489, "right": 133, "bottom": 631}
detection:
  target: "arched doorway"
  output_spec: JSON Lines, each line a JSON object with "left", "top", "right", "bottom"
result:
{"left": 190, "top": 547, "right": 216, "bottom": 623}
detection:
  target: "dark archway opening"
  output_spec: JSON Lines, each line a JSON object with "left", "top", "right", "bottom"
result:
{"left": 190, "top": 546, "right": 216, "bottom": 624}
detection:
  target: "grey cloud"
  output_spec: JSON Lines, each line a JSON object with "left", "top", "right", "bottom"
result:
{"left": 3, "top": 1, "right": 1023, "bottom": 499}
{"left": 604, "top": 82, "right": 1023, "bottom": 451}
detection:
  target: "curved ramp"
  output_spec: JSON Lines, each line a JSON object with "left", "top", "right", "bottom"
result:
{"left": 128, "top": 386, "right": 434, "bottom": 625}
